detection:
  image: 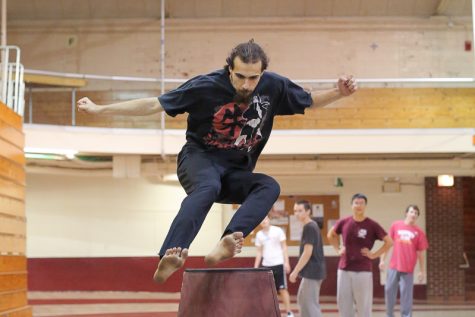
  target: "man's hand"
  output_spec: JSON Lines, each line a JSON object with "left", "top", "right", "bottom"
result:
{"left": 289, "top": 270, "right": 298, "bottom": 283}
{"left": 337, "top": 76, "right": 357, "bottom": 96}
{"left": 77, "top": 97, "right": 102, "bottom": 114}
{"left": 361, "top": 247, "right": 376, "bottom": 260}
{"left": 338, "top": 246, "right": 346, "bottom": 256}
{"left": 284, "top": 262, "right": 291, "bottom": 274}
{"left": 417, "top": 271, "right": 424, "bottom": 283}
{"left": 379, "top": 261, "right": 385, "bottom": 271}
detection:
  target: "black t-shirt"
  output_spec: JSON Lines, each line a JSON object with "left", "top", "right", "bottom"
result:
{"left": 299, "top": 220, "right": 326, "bottom": 280}
{"left": 158, "top": 69, "right": 312, "bottom": 168}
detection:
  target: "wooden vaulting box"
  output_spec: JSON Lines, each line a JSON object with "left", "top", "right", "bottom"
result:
{"left": 0, "top": 102, "right": 31, "bottom": 317}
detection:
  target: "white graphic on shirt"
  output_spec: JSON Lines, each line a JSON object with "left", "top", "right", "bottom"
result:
{"left": 234, "top": 95, "right": 270, "bottom": 151}
{"left": 357, "top": 229, "right": 367, "bottom": 239}
{"left": 397, "top": 229, "right": 416, "bottom": 243}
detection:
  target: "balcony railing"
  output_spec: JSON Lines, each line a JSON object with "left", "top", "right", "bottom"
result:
{"left": 0, "top": 45, "right": 24, "bottom": 116}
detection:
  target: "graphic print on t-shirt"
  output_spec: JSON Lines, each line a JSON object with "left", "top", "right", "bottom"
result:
{"left": 357, "top": 228, "right": 367, "bottom": 239}
{"left": 396, "top": 229, "right": 417, "bottom": 244}
{"left": 204, "top": 95, "right": 270, "bottom": 151}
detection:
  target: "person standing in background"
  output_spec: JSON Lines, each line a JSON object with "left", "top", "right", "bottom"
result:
{"left": 327, "top": 193, "right": 392, "bottom": 317}
{"left": 254, "top": 215, "right": 294, "bottom": 317}
{"left": 380, "top": 204, "right": 429, "bottom": 317}
{"left": 289, "top": 200, "right": 326, "bottom": 317}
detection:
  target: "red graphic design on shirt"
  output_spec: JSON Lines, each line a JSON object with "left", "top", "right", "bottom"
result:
{"left": 204, "top": 95, "right": 270, "bottom": 151}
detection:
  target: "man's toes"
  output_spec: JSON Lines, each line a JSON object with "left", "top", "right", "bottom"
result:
{"left": 181, "top": 248, "right": 189, "bottom": 259}
{"left": 233, "top": 232, "right": 244, "bottom": 239}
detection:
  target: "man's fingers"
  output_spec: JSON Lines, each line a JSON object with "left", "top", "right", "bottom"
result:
{"left": 77, "top": 97, "right": 91, "bottom": 105}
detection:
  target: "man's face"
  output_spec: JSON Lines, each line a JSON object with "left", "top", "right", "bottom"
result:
{"left": 229, "top": 56, "right": 263, "bottom": 101}
{"left": 259, "top": 216, "right": 270, "bottom": 229}
{"left": 405, "top": 207, "right": 419, "bottom": 224}
{"left": 293, "top": 203, "right": 309, "bottom": 222}
{"left": 351, "top": 198, "right": 366, "bottom": 216}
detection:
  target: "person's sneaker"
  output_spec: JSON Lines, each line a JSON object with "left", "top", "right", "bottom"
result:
{"left": 287, "top": 312, "right": 294, "bottom": 317}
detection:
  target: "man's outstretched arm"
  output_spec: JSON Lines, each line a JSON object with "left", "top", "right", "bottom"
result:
{"left": 309, "top": 75, "right": 357, "bottom": 109}
{"left": 77, "top": 97, "right": 164, "bottom": 116}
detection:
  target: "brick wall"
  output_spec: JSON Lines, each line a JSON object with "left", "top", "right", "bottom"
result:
{"left": 462, "top": 177, "right": 475, "bottom": 300}
{"left": 425, "top": 177, "right": 465, "bottom": 300}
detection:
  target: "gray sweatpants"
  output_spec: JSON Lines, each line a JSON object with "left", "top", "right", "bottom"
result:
{"left": 297, "top": 278, "right": 323, "bottom": 317}
{"left": 337, "top": 269, "right": 373, "bottom": 317}
{"left": 385, "top": 268, "right": 414, "bottom": 317}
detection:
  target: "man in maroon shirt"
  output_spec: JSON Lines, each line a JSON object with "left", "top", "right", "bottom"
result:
{"left": 328, "top": 193, "right": 392, "bottom": 317}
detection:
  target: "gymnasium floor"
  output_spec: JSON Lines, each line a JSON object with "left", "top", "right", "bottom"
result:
{"left": 29, "top": 291, "right": 475, "bottom": 317}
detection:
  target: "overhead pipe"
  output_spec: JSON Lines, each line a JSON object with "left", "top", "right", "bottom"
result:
{"left": 160, "top": 0, "right": 166, "bottom": 161}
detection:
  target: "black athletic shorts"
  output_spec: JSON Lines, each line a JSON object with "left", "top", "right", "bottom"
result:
{"left": 263, "top": 264, "right": 287, "bottom": 291}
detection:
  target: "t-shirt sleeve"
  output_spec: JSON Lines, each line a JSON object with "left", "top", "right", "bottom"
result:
{"left": 374, "top": 221, "right": 388, "bottom": 241}
{"left": 275, "top": 77, "right": 313, "bottom": 116}
{"left": 279, "top": 227, "right": 286, "bottom": 242}
{"left": 255, "top": 232, "right": 262, "bottom": 247}
{"left": 417, "top": 230, "right": 429, "bottom": 251}
{"left": 389, "top": 223, "right": 395, "bottom": 240}
{"left": 334, "top": 218, "right": 344, "bottom": 235}
{"left": 158, "top": 75, "right": 206, "bottom": 117}
{"left": 302, "top": 224, "right": 318, "bottom": 245}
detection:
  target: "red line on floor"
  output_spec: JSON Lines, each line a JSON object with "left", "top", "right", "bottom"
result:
{"left": 29, "top": 298, "right": 181, "bottom": 305}
{"left": 39, "top": 313, "right": 178, "bottom": 317}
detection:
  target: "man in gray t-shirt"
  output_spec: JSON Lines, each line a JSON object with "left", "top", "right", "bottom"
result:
{"left": 289, "top": 200, "right": 326, "bottom": 317}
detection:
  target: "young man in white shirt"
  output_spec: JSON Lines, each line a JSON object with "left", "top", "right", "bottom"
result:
{"left": 254, "top": 216, "right": 294, "bottom": 317}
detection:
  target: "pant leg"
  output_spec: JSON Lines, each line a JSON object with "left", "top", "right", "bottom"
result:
{"left": 218, "top": 170, "right": 280, "bottom": 237}
{"left": 297, "top": 278, "right": 323, "bottom": 317}
{"left": 158, "top": 147, "right": 224, "bottom": 256}
{"left": 337, "top": 269, "right": 355, "bottom": 317}
{"left": 385, "top": 269, "right": 400, "bottom": 317}
{"left": 399, "top": 272, "right": 414, "bottom": 317}
{"left": 352, "top": 271, "right": 373, "bottom": 317}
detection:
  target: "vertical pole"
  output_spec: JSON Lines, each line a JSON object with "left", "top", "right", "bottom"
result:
{"left": 71, "top": 88, "right": 76, "bottom": 126}
{"left": 472, "top": 0, "right": 475, "bottom": 64}
{"left": 1, "top": 0, "right": 6, "bottom": 46}
{"left": 0, "top": 0, "right": 6, "bottom": 102}
{"left": 160, "top": 0, "right": 166, "bottom": 159}
{"left": 28, "top": 86, "right": 32, "bottom": 123}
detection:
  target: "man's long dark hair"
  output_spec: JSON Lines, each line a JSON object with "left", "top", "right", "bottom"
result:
{"left": 224, "top": 39, "right": 269, "bottom": 72}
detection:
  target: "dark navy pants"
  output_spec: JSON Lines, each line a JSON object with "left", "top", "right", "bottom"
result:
{"left": 158, "top": 142, "right": 280, "bottom": 257}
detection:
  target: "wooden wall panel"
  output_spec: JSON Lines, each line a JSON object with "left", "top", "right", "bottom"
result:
{"left": 0, "top": 307, "right": 32, "bottom": 317}
{"left": 0, "top": 157, "right": 25, "bottom": 185}
{"left": 0, "top": 103, "right": 31, "bottom": 317}
{"left": 0, "top": 197, "right": 24, "bottom": 218}
{"left": 0, "top": 218, "right": 26, "bottom": 237}
{"left": 25, "top": 87, "right": 475, "bottom": 129}
{"left": 0, "top": 107, "right": 21, "bottom": 130}
{"left": 0, "top": 236, "right": 26, "bottom": 255}
{"left": 0, "top": 256, "right": 27, "bottom": 273}
{"left": 0, "top": 291, "right": 28, "bottom": 313}
{"left": 0, "top": 274, "right": 27, "bottom": 292}
{"left": 0, "top": 139, "right": 24, "bottom": 166}
{"left": 0, "top": 120, "right": 24, "bottom": 148}
{"left": 0, "top": 179, "right": 24, "bottom": 201}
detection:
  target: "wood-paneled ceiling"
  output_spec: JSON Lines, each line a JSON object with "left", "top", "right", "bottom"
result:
{"left": 6, "top": 0, "right": 472, "bottom": 21}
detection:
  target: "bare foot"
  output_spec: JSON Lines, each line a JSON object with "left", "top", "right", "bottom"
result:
{"left": 153, "top": 247, "right": 188, "bottom": 284}
{"left": 204, "top": 232, "right": 244, "bottom": 266}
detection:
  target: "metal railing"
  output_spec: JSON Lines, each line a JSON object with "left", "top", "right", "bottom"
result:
{"left": 0, "top": 45, "right": 25, "bottom": 116}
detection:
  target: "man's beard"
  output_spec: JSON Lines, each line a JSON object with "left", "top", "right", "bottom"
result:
{"left": 233, "top": 90, "right": 252, "bottom": 104}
